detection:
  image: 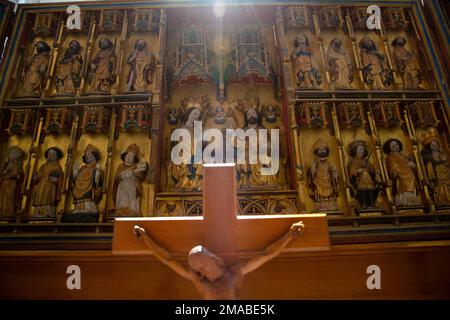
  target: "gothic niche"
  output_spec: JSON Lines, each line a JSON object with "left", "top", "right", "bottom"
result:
{"left": 174, "top": 24, "right": 212, "bottom": 85}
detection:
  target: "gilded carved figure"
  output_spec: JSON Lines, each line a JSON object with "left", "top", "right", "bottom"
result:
{"left": 347, "top": 140, "right": 382, "bottom": 209}
{"left": 237, "top": 100, "right": 266, "bottom": 188}
{"left": 291, "top": 35, "right": 322, "bottom": 90}
{"left": 391, "top": 36, "right": 423, "bottom": 89}
{"left": 113, "top": 144, "right": 148, "bottom": 216}
{"left": 0, "top": 146, "right": 24, "bottom": 218}
{"left": 359, "top": 37, "right": 393, "bottom": 90}
{"left": 421, "top": 127, "right": 450, "bottom": 206}
{"left": 126, "top": 39, "right": 156, "bottom": 92}
{"left": 383, "top": 139, "right": 420, "bottom": 206}
{"left": 326, "top": 37, "right": 354, "bottom": 90}
{"left": 309, "top": 139, "right": 339, "bottom": 211}
{"left": 167, "top": 98, "right": 204, "bottom": 191}
{"left": 55, "top": 40, "right": 83, "bottom": 95}
{"left": 134, "top": 221, "right": 304, "bottom": 300}
{"left": 30, "top": 147, "right": 64, "bottom": 219}
{"left": 17, "top": 41, "right": 51, "bottom": 97}
{"left": 87, "top": 38, "right": 117, "bottom": 94}
{"left": 72, "top": 144, "right": 103, "bottom": 214}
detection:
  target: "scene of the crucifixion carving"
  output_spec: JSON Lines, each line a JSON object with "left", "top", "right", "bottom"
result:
{"left": 0, "top": 2, "right": 448, "bottom": 223}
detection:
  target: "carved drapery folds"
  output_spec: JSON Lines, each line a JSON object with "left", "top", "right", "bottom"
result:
{"left": 0, "top": 2, "right": 447, "bottom": 224}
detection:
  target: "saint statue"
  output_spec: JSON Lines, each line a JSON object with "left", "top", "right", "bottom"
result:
{"left": 55, "top": 40, "right": 83, "bottom": 95}
{"left": 134, "top": 221, "right": 304, "bottom": 300}
{"left": 347, "top": 140, "right": 382, "bottom": 209}
{"left": 383, "top": 138, "right": 420, "bottom": 206}
{"left": 17, "top": 41, "right": 51, "bottom": 97}
{"left": 359, "top": 37, "right": 393, "bottom": 90}
{"left": 113, "top": 144, "right": 148, "bottom": 216}
{"left": 72, "top": 144, "right": 103, "bottom": 214}
{"left": 236, "top": 99, "right": 280, "bottom": 188}
{"left": 167, "top": 99, "right": 204, "bottom": 191}
{"left": 30, "top": 147, "right": 64, "bottom": 219}
{"left": 391, "top": 36, "right": 423, "bottom": 90}
{"left": 126, "top": 39, "right": 156, "bottom": 92}
{"left": 309, "top": 138, "right": 339, "bottom": 211}
{"left": 291, "top": 35, "right": 322, "bottom": 90}
{"left": 326, "top": 37, "right": 354, "bottom": 90}
{"left": 87, "top": 38, "right": 117, "bottom": 94}
{"left": 0, "top": 146, "right": 24, "bottom": 219}
{"left": 421, "top": 127, "right": 450, "bottom": 206}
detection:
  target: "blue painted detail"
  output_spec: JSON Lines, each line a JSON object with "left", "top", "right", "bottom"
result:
{"left": 176, "top": 58, "right": 209, "bottom": 82}
{"left": 238, "top": 57, "right": 267, "bottom": 79}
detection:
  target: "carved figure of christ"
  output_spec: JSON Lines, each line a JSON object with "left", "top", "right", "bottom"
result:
{"left": 113, "top": 164, "right": 329, "bottom": 299}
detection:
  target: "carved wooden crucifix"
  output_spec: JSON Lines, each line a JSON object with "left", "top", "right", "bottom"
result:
{"left": 113, "top": 164, "right": 329, "bottom": 298}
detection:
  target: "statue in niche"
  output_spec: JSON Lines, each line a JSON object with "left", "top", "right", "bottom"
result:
{"left": 0, "top": 146, "right": 24, "bottom": 218}
{"left": 55, "top": 40, "right": 83, "bottom": 95}
{"left": 87, "top": 38, "right": 117, "bottom": 94}
{"left": 421, "top": 127, "right": 450, "bottom": 206}
{"left": 359, "top": 37, "right": 393, "bottom": 90}
{"left": 291, "top": 35, "right": 322, "bottom": 90}
{"left": 237, "top": 99, "right": 284, "bottom": 188}
{"left": 167, "top": 98, "right": 204, "bottom": 191}
{"left": 72, "top": 144, "right": 103, "bottom": 214}
{"left": 383, "top": 138, "right": 420, "bottom": 206}
{"left": 134, "top": 221, "right": 304, "bottom": 299}
{"left": 113, "top": 144, "right": 148, "bottom": 216}
{"left": 347, "top": 140, "right": 382, "bottom": 209}
{"left": 236, "top": 98, "right": 270, "bottom": 188}
{"left": 17, "top": 41, "right": 51, "bottom": 97}
{"left": 326, "top": 37, "right": 354, "bottom": 90}
{"left": 391, "top": 36, "right": 423, "bottom": 90}
{"left": 30, "top": 147, "right": 64, "bottom": 219}
{"left": 309, "top": 138, "right": 339, "bottom": 211}
{"left": 126, "top": 39, "right": 156, "bottom": 92}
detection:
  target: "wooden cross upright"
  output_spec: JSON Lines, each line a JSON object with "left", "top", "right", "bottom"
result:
{"left": 113, "top": 164, "right": 329, "bottom": 265}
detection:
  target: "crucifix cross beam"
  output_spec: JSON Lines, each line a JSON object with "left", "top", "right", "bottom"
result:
{"left": 113, "top": 164, "right": 329, "bottom": 264}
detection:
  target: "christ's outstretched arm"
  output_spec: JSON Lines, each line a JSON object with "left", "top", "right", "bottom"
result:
{"left": 134, "top": 225, "right": 193, "bottom": 280}
{"left": 240, "top": 221, "right": 304, "bottom": 276}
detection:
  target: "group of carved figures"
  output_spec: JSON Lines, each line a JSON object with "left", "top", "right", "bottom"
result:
{"left": 291, "top": 35, "right": 423, "bottom": 90}
{"left": 16, "top": 38, "right": 156, "bottom": 97}
{"left": 307, "top": 127, "right": 450, "bottom": 212}
{"left": 15, "top": 31, "right": 423, "bottom": 98}
{"left": 0, "top": 143, "right": 149, "bottom": 220}
{"left": 165, "top": 97, "right": 286, "bottom": 191}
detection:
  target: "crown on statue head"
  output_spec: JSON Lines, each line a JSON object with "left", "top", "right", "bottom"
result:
{"left": 421, "top": 127, "right": 440, "bottom": 146}
{"left": 235, "top": 96, "right": 261, "bottom": 114}
{"left": 126, "top": 143, "right": 140, "bottom": 155}
{"left": 180, "top": 96, "right": 210, "bottom": 113}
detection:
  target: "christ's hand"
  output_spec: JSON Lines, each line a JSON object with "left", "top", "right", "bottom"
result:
{"left": 290, "top": 222, "right": 304, "bottom": 237}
